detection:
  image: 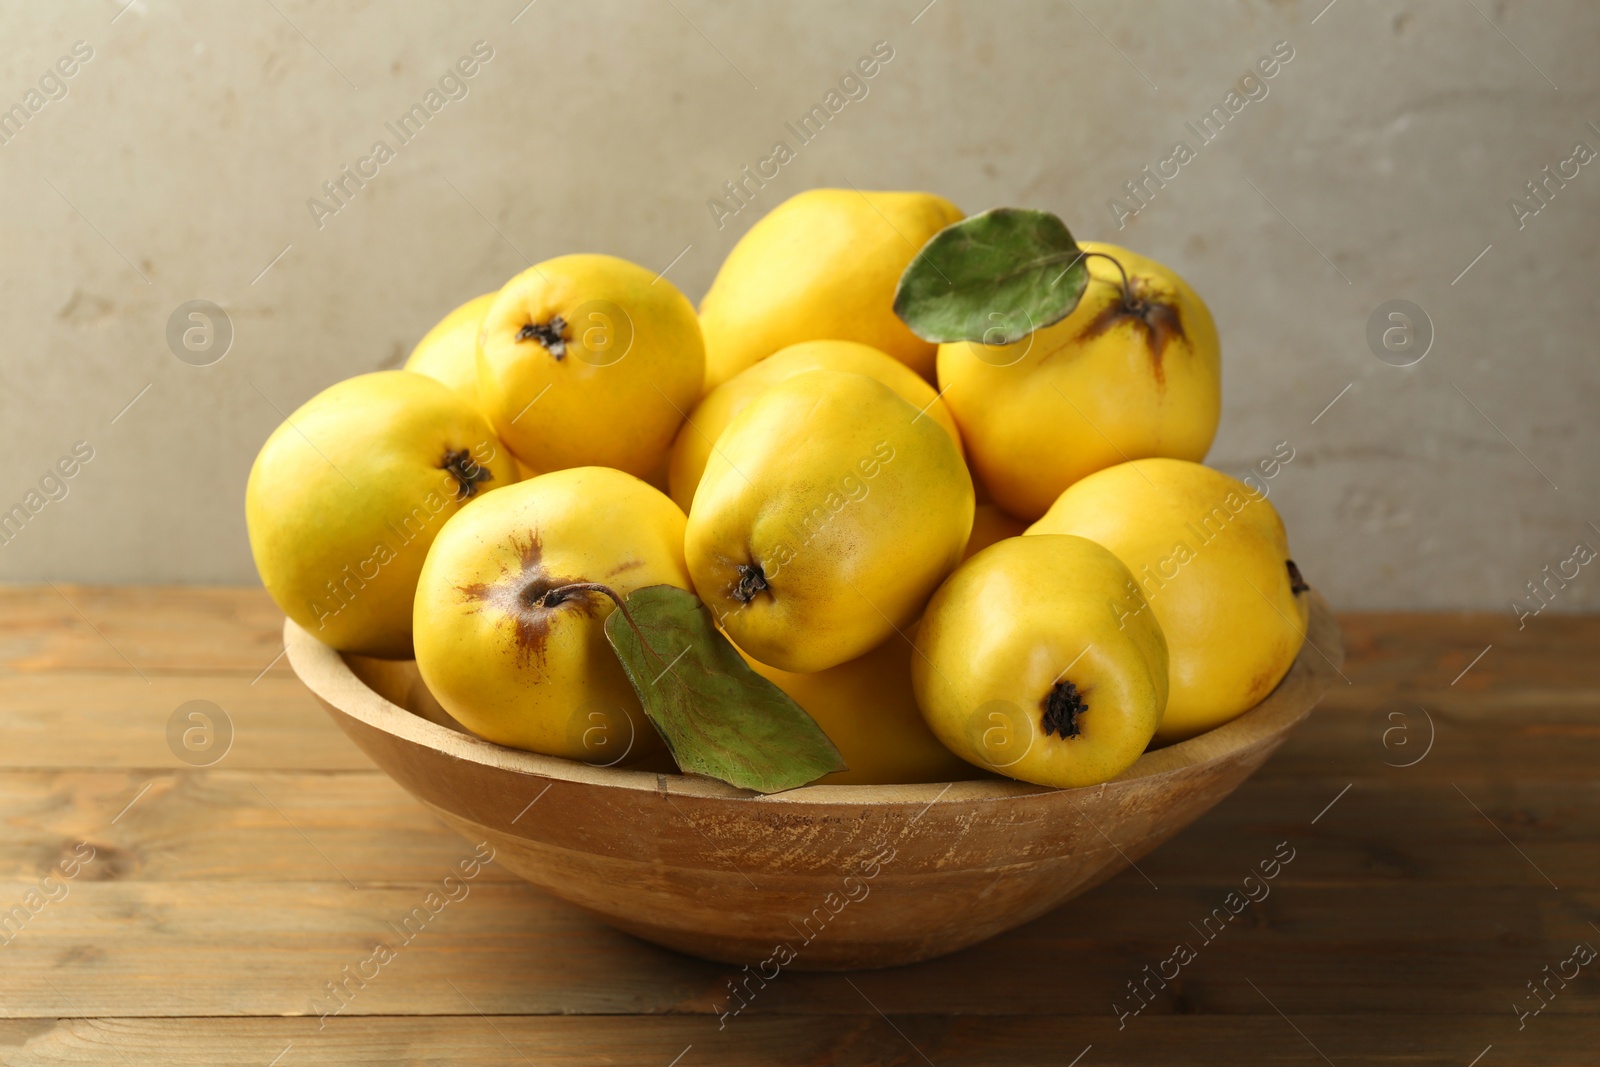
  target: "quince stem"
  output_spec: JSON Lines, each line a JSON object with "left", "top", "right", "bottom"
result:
{"left": 540, "top": 582, "right": 665, "bottom": 664}
{"left": 1082, "top": 252, "right": 1144, "bottom": 316}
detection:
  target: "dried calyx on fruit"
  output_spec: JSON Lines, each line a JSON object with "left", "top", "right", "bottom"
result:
{"left": 516, "top": 316, "right": 568, "bottom": 359}
{"left": 1041, "top": 680, "right": 1088, "bottom": 740}
{"left": 439, "top": 448, "right": 495, "bottom": 499}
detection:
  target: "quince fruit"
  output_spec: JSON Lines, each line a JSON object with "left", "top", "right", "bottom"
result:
{"left": 937, "top": 242, "right": 1220, "bottom": 520}
{"left": 962, "top": 502, "right": 1028, "bottom": 562}
{"left": 685, "top": 369, "right": 972, "bottom": 672}
{"left": 698, "top": 189, "right": 962, "bottom": 391}
{"left": 412, "top": 466, "right": 692, "bottom": 762}
{"left": 667, "top": 338, "right": 962, "bottom": 514}
{"left": 478, "top": 254, "right": 703, "bottom": 478}
{"left": 914, "top": 534, "right": 1167, "bottom": 787}
{"left": 741, "top": 633, "right": 974, "bottom": 786}
{"left": 246, "top": 371, "right": 519, "bottom": 657}
{"left": 404, "top": 292, "right": 496, "bottom": 408}
{"left": 1027, "top": 458, "right": 1308, "bottom": 741}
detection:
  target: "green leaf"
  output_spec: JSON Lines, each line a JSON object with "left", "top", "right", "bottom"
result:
{"left": 602, "top": 585, "right": 846, "bottom": 793}
{"left": 893, "top": 207, "right": 1090, "bottom": 345}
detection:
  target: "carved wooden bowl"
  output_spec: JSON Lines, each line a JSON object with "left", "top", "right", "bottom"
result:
{"left": 285, "top": 592, "right": 1341, "bottom": 971}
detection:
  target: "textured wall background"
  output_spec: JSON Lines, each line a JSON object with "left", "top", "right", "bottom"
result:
{"left": 1, "top": 0, "right": 1596, "bottom": 616}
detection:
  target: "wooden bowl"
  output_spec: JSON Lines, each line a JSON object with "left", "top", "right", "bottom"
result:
{"left": 286, "top": 592, "right": 1342, "bottom": 971}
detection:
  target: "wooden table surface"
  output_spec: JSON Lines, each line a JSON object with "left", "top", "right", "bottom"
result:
{"left": 0, "top": 586, "right": 1596, "bottom": 1065}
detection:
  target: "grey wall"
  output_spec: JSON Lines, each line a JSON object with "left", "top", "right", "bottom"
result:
{"left": 1, "top": 0, "right": 1596, "bottom": 616}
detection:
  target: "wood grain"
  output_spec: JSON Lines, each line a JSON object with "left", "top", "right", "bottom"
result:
{"left": 289, "top": 593, "right": 1343, "bottom": 968}
{"left": 0, "top": 586, "right": 288, "bottom": 677}
{"left": 1, "top": 880, "right": 1596, "bottom": 1019}
{"left": 1, "top": 586, "right": 1596, "bottom": 1064}
{"left": 0, "top": 675, "right": 363, "bottom": 771}
{"left": 1, "top": 1015, "right": 1596, "bottom": 1067}
{"left": 1, "top": 773, "right": 1592, "bottom": 887}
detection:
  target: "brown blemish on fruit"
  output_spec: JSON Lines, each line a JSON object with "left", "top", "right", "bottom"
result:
{"left": 457, "top": 531, "right": 592, "bottom": 667}
{"left": 605, "top": 558, "right": 645, "bottom": 579}
{"left": 1080, "top": 275, "right": 1185, "bottom": 385}
{"left": 516, "top": 316, "right": 569, "bottom": 360}
{"left": 1244, "top": 666, "right": 1280, "bottom": 706}
{"left": 1041, "top": 679, "right": 1087, "bottom": 740}
{"left": 1287, "top": 560, "right": 1309, "bottom": 595}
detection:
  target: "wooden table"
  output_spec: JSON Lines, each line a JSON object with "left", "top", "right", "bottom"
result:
{"left": 1, "top": 586, "right": 1595, "bottom": 1065}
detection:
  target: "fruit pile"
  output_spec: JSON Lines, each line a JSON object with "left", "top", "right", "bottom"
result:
{"left": 247, "top": 188, "right": 1309, "bottom": 793}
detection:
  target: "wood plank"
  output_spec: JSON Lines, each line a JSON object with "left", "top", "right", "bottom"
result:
{"left": 4, "top": 587, "right": 1596, "bottom": 1061}
{"left": 0, "top": 586, "right": 287, "bottom": 677}
{"left": 0, "top": 879, "right": 1595, "bottom": 1019}
{"left": 0, "top": 1015, "right": 1595, "bottom": 1067}
{"left": 1259, "top": 612, "right": 1600, "bottom": 782}
{"left": 0, "top": 771, "right": 519, "bottom": 884}
{"left": 5, "top": 681, "right": 1595, "bottom": 797}
{"left": 0, "top": 674, "right": 369, "bottom": 771}
{"left": 4, "top": 591, "right": 1595, "bottom": 787}
{"left": 0, "top": 880, "right": 707, "bottom": 1020}
{"left": 1142, "top": 778, "right": 1599, "bottom": 889}
{"left": 1256, "top": 687, "right": 1600, "bottom": 781}
{"left": 1334, "top": 611, "right": 1600, "bottom": 693}
{"left": 2, "top": 771, "right": 1593, "bottom": 888}
{"left": 6, "top": 668, "right": 1597, "bottom": 784}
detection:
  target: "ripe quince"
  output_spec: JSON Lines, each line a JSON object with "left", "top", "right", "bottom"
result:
{"left": 404, "top": 292, "right": 496, "bottom": 408}
{"left": 1027, "top": 458, "right": 1308, "bottom": 741}
{"left": 913, "top": 534, "right": 1168, "bottom": 787}
{"left": 698, "top": 189, "right": 962, "bottom": 391}
{"left": 412, "top": 466, "right": 692, "bottom": 762}
{"left": 246, "top": 371, "right": 519, "bottom": 657}
{"left": 962, "top": 502, "right": 1028, "bottom": 562}
{"left": 685, "top": 369, "right": 973, "bottom": 673}
{"left": 667, "top": 338, "right": 962, "bottom": 514}
{"left": 478, "top": 254, "right": 703, "bottom": 478}
{"left": 937, "top": 242, "right": 1220, "bottom": 520}
{"left": 741, "top": 633, "right": 974, "bottom": 785}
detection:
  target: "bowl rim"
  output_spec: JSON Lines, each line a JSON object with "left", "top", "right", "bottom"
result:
{"left": 285, "top": 590, "right": 1340, "bottom": 807}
